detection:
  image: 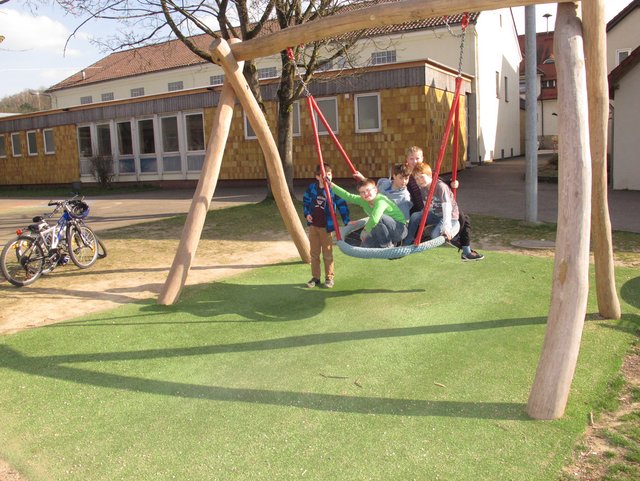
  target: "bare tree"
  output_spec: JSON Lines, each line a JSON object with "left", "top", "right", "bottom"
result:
{"left": 55, "top": 1, "right": 366, "bottom": 190}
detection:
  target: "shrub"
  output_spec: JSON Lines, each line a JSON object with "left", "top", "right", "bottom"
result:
{"left": 89, "top": 155, "right": 114, "bottom": 188}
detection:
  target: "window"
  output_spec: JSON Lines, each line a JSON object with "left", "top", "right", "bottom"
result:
{"left": 131, "top": 87, "right": 145, "bottom": 97}
{"left": 168, "top": 81, "right": 184, "bottom": 92}
{"left": 257, "top": 67, "right": 277, "bottom": 79}
{"left": 0, "top": 135, "right": 6, "bottom": 157}
{"left": 210, "top": 74, "right": 225, "bottom": 86}
{"left": 96, "top": 124, "right": 112, "bottom": 156}
{"left": 161, "top": 116, "right": 179, "bottom": 152}
{"left": 371, "top": 50, "right": 396, "bottom": 65}
{"left": 617, "top": 48, "right": 631, "bottom": 66}
{"left": 244, "top": 112, "right": 256, "bottom": 139}
{"left": 80, "top": 95, "right": 93, "bottom": 105}
{"left": 117, "top": 122, "right": 133, "bottom": 155}
{"left": 101, "top": 92, "right": 114, "bottom": 102}
{"left": 504, "top": 76, "right": 509, "bottom": 102}
{"left": 137, "top": 119, "right": 155, "bottom": 154}
{"left": 314, "top": 97, "right": 338, "bottom": 134}
{"left": 27, "top": 131, "right": 38, "bottom": 155}
{"left": 495, "top": 71, "right": 501, "bottom": 98}
{"left": 43, "top": 129, "right": 55, "bottom": 154}
{"left": 11, "top": 133, "right": 21, "bottom": 156}
{"left": 355, "top": 93, "right": 381, "bottom": 133}
{"left": 185, "top": 113, "right": 205, "bottom": 151}
{"left": 77, "top": 126, "right": 93, "bottom": 157}
{"left": 542, "top": 79, "right": 557, "bottom": 89}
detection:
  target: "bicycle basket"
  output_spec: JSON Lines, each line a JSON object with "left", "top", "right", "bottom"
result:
{"left": 68, "top": 200, "right": 90, "bottom": 219}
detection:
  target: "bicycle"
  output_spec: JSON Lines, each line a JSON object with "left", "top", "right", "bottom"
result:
{"left": 1, "top": 196, "right": 99, "bottom": 287}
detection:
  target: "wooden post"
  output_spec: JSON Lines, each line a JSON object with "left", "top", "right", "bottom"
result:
{"left": 158, "top": 77, "right": 238, "bottom": 305}
{"left": 210, "top": 38, "right": 310, "bottom": 264}
{"left": 582, "top": 0, "right": 622, "bottom": 320}
{"left": 527, "top": 3, "right": 592, "bottom": 420}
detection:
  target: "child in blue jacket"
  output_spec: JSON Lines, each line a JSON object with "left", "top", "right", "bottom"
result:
{"left": 303, "top": 164, "right": 350, "bottom": 288}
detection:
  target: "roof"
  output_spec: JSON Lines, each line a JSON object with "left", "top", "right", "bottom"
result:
{"left": 606, "top": 0, "right": 639, "bottom": 32}
{"left": 47, "top": 1, "right": 479, "bottom": 93}
{"left": 517, "top": 32, "right": 557, "bottom": 100}
{"left": 608, "top": 45, "right": 640, "bottom": 99}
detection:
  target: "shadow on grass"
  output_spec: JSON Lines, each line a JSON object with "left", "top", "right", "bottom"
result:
{"left": 44, "top": 284, "right": 425, "bottom": 325}
{"left": 620, "top": 276, "right": 640, "bottom": 309}
{"left": 0, "top": 316, "right": 545, "bottom": 420}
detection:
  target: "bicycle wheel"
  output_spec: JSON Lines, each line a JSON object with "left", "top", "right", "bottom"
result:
{"left": 0, "top": 236, "right": 45, "bottom": 287}
{"left": 67, "top": 224, "right": 98, "bottom": 268}
{"left": 96, "top": 236, "right": 107, "bottom": 259}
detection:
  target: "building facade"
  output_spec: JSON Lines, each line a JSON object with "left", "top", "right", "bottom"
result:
{"left": 0, "top": 7, "right": 522, "bottom": 187}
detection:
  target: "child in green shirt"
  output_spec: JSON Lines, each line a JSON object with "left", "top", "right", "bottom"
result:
{"left": 330, "top": 178, "right": 407, "bottom": 248}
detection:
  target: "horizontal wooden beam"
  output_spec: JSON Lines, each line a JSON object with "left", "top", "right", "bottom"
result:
{"left": 231, "top": 0, "right": 558, "bottom": 61}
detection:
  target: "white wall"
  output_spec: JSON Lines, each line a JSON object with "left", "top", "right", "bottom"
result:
{"left": 612, "top": 63, "right": 640, "bottom": 190}
{"left": 607, "top": 7, "right": 640, "bottom": 73}
{"left": 474, "top": 9, "right": 522, "bottom": 161}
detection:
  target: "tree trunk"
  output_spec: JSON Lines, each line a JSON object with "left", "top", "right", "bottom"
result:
{"left": 277, "top": 51, "right": 296, "bottom": 195}
{"left": 527, "top": 2, "right": 592, "bottom": 420}
{"left": 244, "top": 60, "right": 274, "bottom": 200}
{"left": 582, "top": 0, "right": 621, "bottom": 320}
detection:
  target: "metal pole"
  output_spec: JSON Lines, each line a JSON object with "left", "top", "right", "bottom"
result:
{"left": 525, "top": 5, "right": 538, "bottom": 223}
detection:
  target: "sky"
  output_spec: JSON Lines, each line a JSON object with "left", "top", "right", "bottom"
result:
{"left": 0, "top": 0, "right": 634, "bottom": 99}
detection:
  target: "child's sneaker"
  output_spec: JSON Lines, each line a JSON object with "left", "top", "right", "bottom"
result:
{"left": 461, "top": 250, "right": 485, "bottom": 261}
{"left": 306, "top": 278, "right": 321, "bottom": 288}
{"left": 324, "top": 278, "right": 334, "bottom": 289}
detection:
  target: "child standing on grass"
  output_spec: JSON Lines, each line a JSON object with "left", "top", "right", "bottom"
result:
{"left": 303, "top": 164, "right": 350, "bottom": 289}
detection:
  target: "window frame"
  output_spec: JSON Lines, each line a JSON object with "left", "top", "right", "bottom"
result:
{"left": 160, "top": 115, "right": 180, "bottom": 153}
{"left": 167, "top": 81, "right": 184, "bottom": 92}
{"left": 101, "top": 92, "right": 114, "bottom": 102}
{"left": 371, "top": 50, "right": 396, "bottom": 66}
{"left": 0, "top": 134, "right": 6, "bottom": 158}
{"left": 184, "top": 112, "right": 205, "bottom": 152}
{"left": 257, "top": 67, "right": 278, "bottom": 79}
{"left": 210, "top": 74, "right": 225, "bottom": 86}
{"left": 354, "top": 93, "right": 381, "bottom": 133}
{"left": 313, "top": 97, "right": 339, "bottom": 135}
{"left": 43, "top": 128, "right": 56, "bottom": 154}
{"left": 11, "top": 133, "right": 22, "bottom": 157}
{"left": 130, "top": 87, "right": 145, "bottom": 98}
{"left": 243, "top": 111, "right": 257, "bottom": 140}
{"left": 77, "top": 125, "right": 93, "bottom": 158}
{"left": 504, "top": 76, "right": 509, "bottom": 103}
{"left": 616, "top": 48, "right": 631, "bottom": 66}
{"left": 80, "top": 95, "right": 93, "bottom": 105}
{"left": 27, "top": 130, "right": 38, "bottom": 156}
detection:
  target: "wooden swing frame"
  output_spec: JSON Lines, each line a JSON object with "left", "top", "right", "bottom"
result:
{"left": 158, "top": 0, "right": 621, "bottom": 421}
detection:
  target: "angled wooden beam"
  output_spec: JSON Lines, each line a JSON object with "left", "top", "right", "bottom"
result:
{"left": 158, "top": 76, "right": 239, "bottom": 305}
{"left": 528, "top": 2, "right": 592, "bottom": 420}
{"left": 210, "top": 38, "right": 311, "bottom": 264}
{"left": 231, "top": 0, "right": 558, "bottom": 61}
{"left": 582, "top": 0, "right": 621, "bottom": 319}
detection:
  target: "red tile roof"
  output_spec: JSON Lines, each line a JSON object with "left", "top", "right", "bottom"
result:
{"left": 517, "top": 32, "right": 557, "bottom": 100}
{"left": 47, "top": 1, "right": 479, "bottom": 93}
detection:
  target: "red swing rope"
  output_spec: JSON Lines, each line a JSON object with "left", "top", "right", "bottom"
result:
{"left": 413, "top": 13, "right": 468, "bottom": 245}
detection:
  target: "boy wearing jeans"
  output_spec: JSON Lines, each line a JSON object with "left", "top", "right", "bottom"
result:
{"left": 303, "top": 164, "right": 350, "bottom": 288}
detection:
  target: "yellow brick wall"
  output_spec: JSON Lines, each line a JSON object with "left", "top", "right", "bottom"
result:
{"left": 0, "top": 84, "right": 466, "bottom": 185}
{"left": 0, "top": 126, "right": 80, "bottom": 185}
{"left": 211, "top": 84, "right": 467, "bottom": 181}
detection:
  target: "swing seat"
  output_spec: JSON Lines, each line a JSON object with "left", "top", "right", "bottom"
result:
{"left": 336, "top": 219, "right": 445, "bottom": 259}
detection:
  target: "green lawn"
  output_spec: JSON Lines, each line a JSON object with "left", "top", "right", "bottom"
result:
{"left": 0, "top": 243, "right": 638, "bottom": 480}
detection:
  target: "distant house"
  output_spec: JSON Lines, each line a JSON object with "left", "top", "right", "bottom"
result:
{"left": 518, "top": 31, "right": 558, "bottom": 150}
{"left": 0, "top": 4, "right": 522, "bottom": 187}
{"left": 607, "top": 0, "right": 640, "bottom": 190}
